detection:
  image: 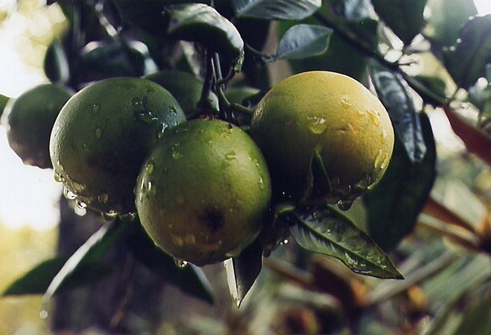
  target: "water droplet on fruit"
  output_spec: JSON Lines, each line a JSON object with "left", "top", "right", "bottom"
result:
{"left": 132, "top": 97, "right": 142, "bottom": 107}
{"left": 76, "top": 200, "right": 87, "bottom": 210}
{"left": 91, "top": 102, "right": 101, "bottom": 113}
{"left": 337, "top": 199, "right": 353, "bottom": 211}
{"left": 71, "top": 181, "right": 86, "bottom": 193}
{"left": 307, "top": 116, "right": 327, "bottom": 134}
{"left": 39, "top": 309, "right": 49, "bottom": 320}
{"left": 98, "top": 193, "right": 109, "bottom": 204}
{"left": 63, "top": 187, "right": 76, "bottom": 200}
{"left": 258, "top": 176, "right": 265, "bottom": 190}
{"left": 374, "top": 149, "right": 385, "bottom": 169}
{"left": 54, "top": 172, "right": 64, "bottom": 183}
{"left": 146, "top": 181, "right": 154, "bottom": 195}
{"left": 367, "top": 109, "right": 381, "bottom": 126}
{"left": 157, "top": 123, "right": 168, "bottom": 139}
{"left": 381, "top": 129, "right": 388, "bottom": 144}
{"left": 135, "top": 110, "right": 157, "bottom": 124}
{"left": 225, "top": 151, "right": 237, "bottom": 161}
{"left": 145, "top": 161, "right": 154, "bottom": 175}
{"left": 341, "top": 95, "right": 351, "bottom": 107}
{"left": 103, "top": 211, "right": 118, "bottom": 221}
{"left": 74, "top": 206, "right": 87, "bottom": 217}
{"left": 172, "top": 151, "right": 182, "bottom": 160}
{"left": 357, "top": 109, "right": 367, "bottom": 117}
{"left": 95, "top": 127, "right": 103, "bottom": 138}
{"left": 174, "top": 258, "right": 188, "bottom": 268}
{"left": 169, "top": 104, "right": 177, "bottom": 115}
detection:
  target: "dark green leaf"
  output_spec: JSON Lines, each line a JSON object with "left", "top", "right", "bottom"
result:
{"left": 364, "top": 112, "right": 436, "bottom": 252}
{"left": 80, "top": 40, "right": 157, "bottom": 81}
{"left": 287, "top": 205, "right": 403, "bottom": 279}
{"left": 369, "top": 61, "right": 426, "bottom": 162}
{"left": 224, "top": 239, "right": 263, "bottom": 307}
{"left": 371, "top": 0, "right": 428, "bottom": 45}
{"left": 424, "top": 0, "right": 477, "bottom": 47}
{"left": 41, "top": 219, "right": 127, "bottom": 305}
{"left": 165, "top": 3, "right": 244, "bottom": 60}
{"left": 3, "top": 258, "right": 66, "bottom": 296}
{"left": 127, "top": 222, "right": 214, "bottom": 304}
{"left": 43, "top": 39, "right": 70, "bottom": 84}
{"left": 414, "top": 74, "right": 448, "bottom": 100}
{"left": 3, "top": 257, "right": 112, "bottom": 296}
{"left": 454, "top": 299, "right": 491, "bottom": 335}
{"left": 276, "top": 24, "right": 332, "bottom": 60}
{"left": 444, "top": 15, "right": 491, "bottom": 89}
{"left": 316, "top": 1, "right": 380, "bottom": 58}
{"left": 232, "top": 0, "right": 321, "bottom": 20}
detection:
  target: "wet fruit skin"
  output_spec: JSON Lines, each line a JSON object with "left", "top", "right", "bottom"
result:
{"left": 50, "top": 77, "right": 186, "bottom": 215}
{"left": 250, "top": 71, "right": 395, "bottom": 205}
{"left": 2, "top": 84, "right": 73, "bottom": 169}
{"left": 135, "top": 119, "right": 272, "bottom": 266}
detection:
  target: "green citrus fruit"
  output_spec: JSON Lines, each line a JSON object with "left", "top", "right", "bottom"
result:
{"left": 1, "top": 84, "right": 73, "bottom": 169}
{"left": 135, "top": 119, "right": 271, "bottom": 266}
{"left": 250, "top": 71, "right": 394, "bottom": 208}
{"left": 145, "top": 70, "right": 219, "bottom": 117}
{"left": 50, "top": 77, "right": 186, "bottom": 215}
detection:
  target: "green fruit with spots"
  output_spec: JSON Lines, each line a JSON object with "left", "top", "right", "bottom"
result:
{"left": 50, "top": 77, "right": 186, "bottom": 215}
{"left": 135, "top": 119, "right": 271, "bottom": 266}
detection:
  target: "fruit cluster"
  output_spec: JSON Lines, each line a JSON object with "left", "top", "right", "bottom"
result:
{"left": 2, "top": 71, "right": 394, "bottom": 266}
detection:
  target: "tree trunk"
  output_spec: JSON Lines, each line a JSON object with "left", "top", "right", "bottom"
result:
{"left": 51, "top": 196, "right": 165, "bottom": 334}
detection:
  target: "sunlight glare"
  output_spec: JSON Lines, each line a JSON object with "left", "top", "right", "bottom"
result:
{"left": 474, "top": 0, "right": 491, "bottom": 15}
{"left": 0, "top": 127, "right": 62, "bottom": 231}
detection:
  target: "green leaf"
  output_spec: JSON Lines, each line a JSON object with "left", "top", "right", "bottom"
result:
{"left": 424, "top": 0, "right": 477, "bottom": 47}
{"left": 43, "top": 39, "right": 70, "bottom": 84}
{"left": 414, "top": 74, "right": 448, "bottom": 100}
{"left": 232, "top": 0, "right": 321, "bottom": 20}
{"left": 364, "top": 112, "right": 436, "bottom": 252}
{"left": 444, "top": 15, "right": 491, "bottom": 89}
{"left": 452, "top": 297, "right": 491, "bottom": 335}
{"left": 276, "top": 24, "right": 332, "bottom": 60}
{"left": 224, "top": 239, "right": 263, "bottom": 307}
{"left": 80, "top": 40, "right": 158, "bottom": 81}
{"left": 287, "top": 205, "right": 403, "bottom": 279}
{"left": 41, "top": 219, "right": 127, "bottom": 306}
{"left": 3, "top": 258, "right": 112, "bottom": 296}
{"left": 165, "top": 3, "right": 244, "bottom": 60}
{"left": 369, "top": 61, "right": 426, "bottom": 162}
{"left": 371, "top": 0, "right": 428, "bottom": 45}
{"left": 127, "top": 222, "right": 215, "bottom": 304}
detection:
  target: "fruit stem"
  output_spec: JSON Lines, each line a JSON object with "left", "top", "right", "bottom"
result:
{"left": 244, "top": 44, "right": 276, "bottom": 64}
{"left": 216, "top": 86, "right": 255, "bottom": 116}
{"left": 212, "top": 52, "right": 255, "bottom": 118}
